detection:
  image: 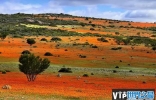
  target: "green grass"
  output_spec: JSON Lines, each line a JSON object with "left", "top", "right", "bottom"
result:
{"left": 20, "top": 24, "right": 49, "bottom": 28}
{"left": 0, "top": 91, "right": 82, "bottom": 100}
{"left": 0, "top": 62, "right": 155, "bottom": 76}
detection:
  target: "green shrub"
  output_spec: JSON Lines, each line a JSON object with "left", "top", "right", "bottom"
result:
{"left": 21, "top": 50, "right": 31, "bottom": 54}
{"left": 113, "top": 70, "right": 117, "bottom": 73}
{"left": 2, "top": 71, "right": 6, "bottom": 74}
{"left": 111, "top": 47, "right": 122, "bottom": 50}
{"left": 40, "top": 38, "right": 47, "bottom": 42}
{"left": 91, "top": 45, "right": 98, "bottom": 48}
{"left": 58, "top": 68, "right": 72, "bottom": 73}
{"left": 51, "top": 37, "right": 62, "bottom": 42}
{"left": 115, "top": 66, "right": 119, "bottom": 68}
{"left": 44, "top": 52, "right": 53, "bottom": 56}
{"left": 152, "top": 46, "right": 156, "bottom": 51}
{"left": 129, "top": 70, "right": 133, "bottom": 72}
{"left": 83, "top": 74, "right": 89, "bottom": 77}
{"left": 97, "top": 37, "right": 108, "bottom": 42}
{"left": 27, "top": 38, "right": 36, "bottom": 46}
{"left": 90, "top": 28, "right": 95, "bottom": 30}
{"left": 115, "top": 32, "right": 120, "bottom": 35}
{"left": 79, "top": 55, "right": 86, "bottom": 58}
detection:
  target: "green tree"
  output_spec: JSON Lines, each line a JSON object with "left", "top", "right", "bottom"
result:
{"left": 19, "top": 54, "right": 50, "bottom": 81}
{"left": 27, "top": 38, "right": 36, "bottom": 46}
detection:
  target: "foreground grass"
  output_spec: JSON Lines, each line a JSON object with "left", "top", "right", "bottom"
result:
{"left": 0, "top": 62, "right": 155, "bottom": 77}
{"left": 0, "top": 91, "right": 82, "bottom": 100}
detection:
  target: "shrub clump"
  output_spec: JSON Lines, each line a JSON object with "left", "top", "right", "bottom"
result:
{"left": 129, "top": 70, "right": 133, "bottom": 72}
{"left": 83, "top": 74, "right": 89, "bottom": 77}
{"left": 90, "top": 28, "right": 95, "bottom": 31}
{"left": 40, "top": 38, "right": 47, "bottom": 42}
{"left": 2, "top": 71, "right": 6, "bottom": 74}
{"left": 113, "top": 70, "right": 117, "bottom": 73}
{"left": 91, "top": 45, "right": 98, "bottom": 48}
{"left": 79, "top": 55, "right": 86, "bottom": 58}
{"left": 58, "top": 68, "right": 72, "bottom": 73}
{"left": 152, "top": 46, "right": 156, "bottom": 51}
{"left": 115, "top": 66, "right": 119, "bottom": 68}
{"left": 51, "top": 37, "right": 62, "bottom": 42}
{"left": 97, "top": 37, "right": 108, "bottom": 42}
{"left": 21, "top": 50, "right": 31, "bottom": 54}
{"left": 27, "top": 38, "right": 36, "bottom": 46}
{"left": 111, "top": 47, "right": 122, "bottom": 50}
{"left": 44, "top": 52, "right": 53, "bottom": 56}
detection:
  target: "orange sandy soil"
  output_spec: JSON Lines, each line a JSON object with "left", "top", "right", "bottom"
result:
{"left": 0, "top": 72, "right": 156, "bottom": 99}
{"left": 0, "top": 36, "right": 155, "bottom": 68}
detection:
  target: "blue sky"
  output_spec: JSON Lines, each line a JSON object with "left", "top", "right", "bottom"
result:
{"left": 0, "top": 0, "right": 156, "bottom": 22}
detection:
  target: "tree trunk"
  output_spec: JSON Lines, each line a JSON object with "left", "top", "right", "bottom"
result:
{"left": 26, "top": 74, "right": 37, "bottom": 81}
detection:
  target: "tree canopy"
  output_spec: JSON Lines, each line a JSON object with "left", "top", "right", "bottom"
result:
{"left": 19, "top": 53, "right": 50, "bottom": 81}
{"left": 27, "top": 38, "right": 36, "bottom": 46}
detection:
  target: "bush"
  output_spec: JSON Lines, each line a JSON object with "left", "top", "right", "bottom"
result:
{"left": 129, "top": 70, "right": 133, "bottom": 72}
{"left": 115, "top": 66, "right": 119, "bottom": 68}
{"left": 115, "top": 32, "right": 120, "bottom": 35}
{"left": 44, "top": 52, "right": 53, "bottom": 56}
{"left": 97, "top": 37, "right": 108, "bottom": 42}
{"left": 113, "top": 70, "right": 117, "bottom": 73}
{"left": 91, "top": 45, "right": 98, "bottom": 48}
{"left": 27, "top": 38, "right": 36, "bottom": 46}
{"left": 111, "top": 47, "right": 122, "bottom": 50}
{"left": 2, "top": 71, "right": 6, "bottom": 74}
{"left": 40, "top": 38, "right": 47, "bottom": 42}
{"left": 83, "top": 74, "right": 89, "bottom": 77}
{"left": 79, "top": 55, "right": 86, "bottom": 58}
{"left": 58, "top": 68, "right": 72, "bottom": 73}
{"left": 152, "top": 46, "right": 156, "bottom": 51}
{"left": 90, "top": 28, "right": 95, "bottom": 30}
{"left": 21, "top": 50, "right": 31, "bottom": 54}
{"left": 51, "top": 37, "right": 62, "bottom": 42}
{"left": 91, "top": 73, "right": 94, "bottom": 75}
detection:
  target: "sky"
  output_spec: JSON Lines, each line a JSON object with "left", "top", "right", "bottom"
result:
{"left": 0, "top": 0, "right": 156, "bottom": 22}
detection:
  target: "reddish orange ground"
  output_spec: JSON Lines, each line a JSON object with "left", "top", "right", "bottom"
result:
{"left": 0, "top": 36, "right": 155, "bottom": 68}
{"left": 0, "top": 72, "right": 156, "bottom": 99}
{"left": 0, "top": 16, "right": 156, "bottom": 99}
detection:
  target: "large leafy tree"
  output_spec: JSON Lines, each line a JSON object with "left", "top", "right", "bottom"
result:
{"left": 19, "top": 53, "right": 50, "bottom": 81}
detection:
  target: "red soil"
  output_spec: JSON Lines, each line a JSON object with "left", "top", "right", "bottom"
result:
{"left": 0, "top": 72, "right": 156, "bottom": 99}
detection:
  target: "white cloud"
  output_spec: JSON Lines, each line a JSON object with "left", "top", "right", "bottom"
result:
{"left": 0, "top": 0, "right": 156, "bottom": 22}
{"left": 67, "top": 5, "right": 124, "bottom": 20}
{"left": 0, "top": 1, "right": 64, "bottom": 14}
